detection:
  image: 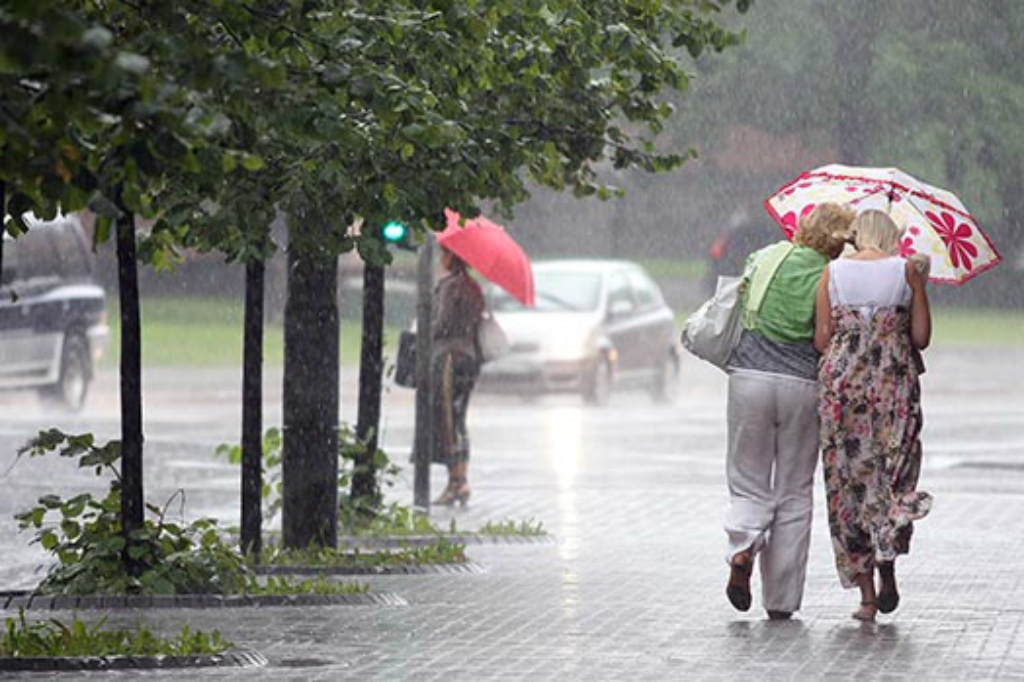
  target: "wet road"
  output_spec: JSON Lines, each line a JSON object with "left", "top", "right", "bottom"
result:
{"left": 2, "top": 345, "right": 1024, "bottom": 678}
{"left": 2, "top": 345, "right": 1022, "bottom": 588}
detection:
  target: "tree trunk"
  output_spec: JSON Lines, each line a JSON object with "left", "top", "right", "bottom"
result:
{"left": 281, "top": 236, "right": 339, "bottom": 549}
{"left": 240, "top": 258, "right": 265, "bottom": 558}
{"left": 353, "top": 261, "right": 384, "bottom": 507}
{"left": 115, "top": 211, "right": 144, "bottom": 572}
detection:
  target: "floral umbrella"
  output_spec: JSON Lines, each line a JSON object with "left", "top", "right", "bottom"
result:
{"left": 764, "top": 164, "right": 1001, "bottom": 284}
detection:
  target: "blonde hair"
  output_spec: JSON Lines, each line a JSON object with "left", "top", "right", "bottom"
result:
{"left": 851, "top": 209, "right": 903, "bottom": 255}
{"left": 794, "top": 202, "right": 855, "bottom": 257}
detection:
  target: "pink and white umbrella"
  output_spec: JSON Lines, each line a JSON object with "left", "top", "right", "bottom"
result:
{"left": 764, "top": 164, "right": 1001, "bottom": 285}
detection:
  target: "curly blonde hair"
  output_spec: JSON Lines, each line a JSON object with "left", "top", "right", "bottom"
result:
{"left": 794, "top": 202, "right": 855, "bottom": 257}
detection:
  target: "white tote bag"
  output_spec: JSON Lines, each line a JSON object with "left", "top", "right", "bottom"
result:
{"left": 681, "top": 275, "right": 746, "bottom": 371}
{"left": 682, "top": 241, "right": 794, "bottom": 371}
{"left": 477, "top": 312, "right": 509, "bottom": 363}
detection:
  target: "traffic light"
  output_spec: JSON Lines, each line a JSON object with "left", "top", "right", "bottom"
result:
{"left": 380, "top": 220, "right": 415, "bottom": 250}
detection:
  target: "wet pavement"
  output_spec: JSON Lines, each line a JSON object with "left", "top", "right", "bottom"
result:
{"left": 1, "top": 344, "right": 1024, "bottom": 679}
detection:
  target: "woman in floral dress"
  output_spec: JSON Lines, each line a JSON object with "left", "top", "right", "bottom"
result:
{"left": 814, "top": 210, "right": 933, "bottom": 623}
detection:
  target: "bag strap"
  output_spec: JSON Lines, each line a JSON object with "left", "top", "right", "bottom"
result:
{"left": 742, "top": 241, "right": 795, "bottom": 327}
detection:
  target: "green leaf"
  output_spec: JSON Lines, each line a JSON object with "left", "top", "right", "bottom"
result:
{"left": 240, "top": 154, "right": 265, "bottom": 171}
{"left": 40, "top": 531, "right": 59, "bottom": 551}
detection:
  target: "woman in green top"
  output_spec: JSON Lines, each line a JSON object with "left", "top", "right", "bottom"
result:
{"left": 723, "top": 202, "right": 853, "bottom": 620}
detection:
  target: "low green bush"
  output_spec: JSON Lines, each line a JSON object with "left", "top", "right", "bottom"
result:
{"left": 476, "top": 518, "right": 547, "bottom": 537}
{"left": 14, "top": 430, "right": 365, "bottom": 596}
{"left": 1, "top": 610, "right": 231, "bottom": 658}
{"left": 261, "top": 538, "right": 467, "bottom": 568}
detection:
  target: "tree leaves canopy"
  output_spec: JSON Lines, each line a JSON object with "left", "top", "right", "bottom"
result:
{"left": 3, "top": 0, "right": 751, "bottom": 265}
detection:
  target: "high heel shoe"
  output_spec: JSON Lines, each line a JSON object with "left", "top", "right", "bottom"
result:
{"left": 453, "top": 482, "right": 471, "bottom": 507}
{"left": 432, "top": 483, "right": 458, "bottom": 506}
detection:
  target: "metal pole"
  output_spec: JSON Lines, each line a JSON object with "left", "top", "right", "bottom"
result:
{"left": 413, "top": 236, "right": 434, "bottom": 510}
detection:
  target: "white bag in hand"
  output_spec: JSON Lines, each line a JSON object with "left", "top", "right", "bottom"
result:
{"left": 477, "top": 312, "right": 509, "bottom": 363}
{"left": 681, "top": 275, "right": 745, "bottom": 371}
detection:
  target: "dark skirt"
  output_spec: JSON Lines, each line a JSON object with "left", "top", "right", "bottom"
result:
{"left": 431, "top": 350, "right": 480, "bottom": 466}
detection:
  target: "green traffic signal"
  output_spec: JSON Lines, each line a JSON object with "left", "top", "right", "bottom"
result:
{"left": 381, "top": 220, "right": 408, "bottom": 244}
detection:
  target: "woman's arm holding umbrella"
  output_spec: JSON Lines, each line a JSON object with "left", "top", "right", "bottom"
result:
{"left": 906, "top": 260, "right": 932, "bottom": 351}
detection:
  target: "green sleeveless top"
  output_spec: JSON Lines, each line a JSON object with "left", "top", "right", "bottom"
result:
{"left": 742, "top": 242, "right": 828, "bottom": 344}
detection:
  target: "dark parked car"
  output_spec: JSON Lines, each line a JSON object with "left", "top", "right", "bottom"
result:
{"left": 477, "top": 259, "right": 680, "bottom": 405}
{"left": 0, "top": 214, "right": 109, "bottom": 410}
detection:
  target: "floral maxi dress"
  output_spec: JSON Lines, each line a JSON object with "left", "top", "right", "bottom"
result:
{"left": 818, "top": 305, "right": 933, "bottom": 588}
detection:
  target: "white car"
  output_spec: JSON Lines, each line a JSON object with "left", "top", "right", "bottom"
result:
{"left": 477, "top": 259, "right": 680, "bottom": 405}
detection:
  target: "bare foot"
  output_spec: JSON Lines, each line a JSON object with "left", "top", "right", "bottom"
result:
{"left": 852, "top": 601, "right": 877, "bottom": 622}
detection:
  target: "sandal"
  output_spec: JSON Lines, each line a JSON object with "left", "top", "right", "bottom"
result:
{"left": 877, "top": 562, "right": 900, "bottom": 614}
{"left": 726, "top": 552, "right": 753, "bottom": 612}
{"left": 852, "top": 600, "right": 877, "bottom": 623}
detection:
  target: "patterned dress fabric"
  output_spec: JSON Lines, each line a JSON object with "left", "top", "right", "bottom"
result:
{"left": 818, "top": 304, "right": 933, "bottom": 588}
{"left": 430, "top": 270, "right": 485, "bottom": 466}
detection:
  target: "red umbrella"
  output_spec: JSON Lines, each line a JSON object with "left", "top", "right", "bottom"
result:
{"left": 438, "top": 208, "right": 535, "bottom": 307}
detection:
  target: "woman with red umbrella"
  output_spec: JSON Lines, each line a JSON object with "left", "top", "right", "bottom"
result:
{"left": 430, "top": 246, "right": 486, "bottom": 506}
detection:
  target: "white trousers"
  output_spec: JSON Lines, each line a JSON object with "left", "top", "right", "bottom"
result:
{"left": 724, "top": 369, "right": 820, "bottom": 613}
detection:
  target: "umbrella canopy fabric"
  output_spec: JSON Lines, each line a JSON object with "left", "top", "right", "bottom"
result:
{"left": 438, "top": 208, "right": 535, "bottom": 307}
{"left": 764, "top": 164, "right": 1001, "bottom": 285}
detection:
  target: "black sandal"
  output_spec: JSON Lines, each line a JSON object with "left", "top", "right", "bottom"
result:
{"left": 877, "top": 562, "right": 900, "bottom": 614}
{"left": 726, "top": 553, "right": 753, "bottom": 612}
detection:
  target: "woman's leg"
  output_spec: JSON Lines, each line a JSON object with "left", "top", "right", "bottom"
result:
{"left": 759, "top": 376, "right": 819, "bottom": 616}
{"left": 723, "top": 371, "right": 777, "bottom": 611}
{"left": 724, "top": 371, "right": 777, "bottom": 562}
{"left": 431, "top": 353, "right": 460, "bottom": 505}
{"left": 447, "top": 354, "right": 479, "bottom": 506}
{"left": 852, "top": 571, "right": 878, "bottom": 622}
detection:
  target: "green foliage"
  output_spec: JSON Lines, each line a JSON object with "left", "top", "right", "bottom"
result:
{"left": 256, "top": 576, "right": 368, "bottom": 596}
{"left": 261, "top": 538, "right": 467, "bottom": 568}
{"left": 15, "top": 430, "right": 246, "bottom": 596}
{"left": 636, "top": 258, "right": 709, "bottom": 282}
{"left": 0, "top": 610, "right": 231, "bottom": 658}
{"left": 217, "top": 427, "right": 284, "bottom": 522}
{"left": 679, "top": 0, "right": 1023, "bottom": 252}
{"left": 100, "top": 296, "right": 390, "bottom": 369}
{"left": 216, "top": 425, "right": 442, "bottom": 535}
{"left": 4, "top": 0, "right": 751, "bottom": 264}
{"left": 345, "top": 501, "right": 445, "bottom": 537}
{"left": 931, "top": 308, "right": 1024, "bottom": 347}
{"left": 477, "top": 518, "right": 547, "bottom": 537}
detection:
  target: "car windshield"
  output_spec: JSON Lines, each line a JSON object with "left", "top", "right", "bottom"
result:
{"left": 490, "top": 270, "right": 602, "bottom": 313}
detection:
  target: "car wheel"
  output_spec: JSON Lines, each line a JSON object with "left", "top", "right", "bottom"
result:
{"left": 650, "top": 352, "right": 680, "bottom": 404}
{"left": 41, "top": 332, "right": 92, "bottom": 412}
{"left": 582, "top": 356, "right": 612, "bottom": 406}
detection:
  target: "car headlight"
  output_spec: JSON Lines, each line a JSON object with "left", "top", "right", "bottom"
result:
{"left": 545, "top": 332, "right": 594, "bottom": 361}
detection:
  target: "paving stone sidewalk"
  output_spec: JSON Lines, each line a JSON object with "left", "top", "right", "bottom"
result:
{"left": 2, "top": 347, "right": 1024, "bottom": 680}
